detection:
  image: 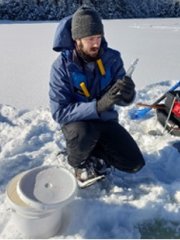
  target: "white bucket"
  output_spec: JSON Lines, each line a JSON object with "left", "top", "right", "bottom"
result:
{"left": 6, "top": 166, "right": 77, "bottom": 239}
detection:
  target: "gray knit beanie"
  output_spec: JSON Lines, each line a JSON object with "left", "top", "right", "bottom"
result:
{"left": 71, "top": 6, "right": 104, "bottom": 40}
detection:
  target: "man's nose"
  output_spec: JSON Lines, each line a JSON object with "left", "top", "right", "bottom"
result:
{"left": 93, "top": 40, "right": 100, "bottom": 47}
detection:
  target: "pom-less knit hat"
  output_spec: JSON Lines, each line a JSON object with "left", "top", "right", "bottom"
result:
{"left": 71, "top": 6, "right": 104, "bottom": 40}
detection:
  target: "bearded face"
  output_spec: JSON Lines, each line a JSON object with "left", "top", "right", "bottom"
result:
{"left": 76, "top": 35, "right": 102, "bottom": 59}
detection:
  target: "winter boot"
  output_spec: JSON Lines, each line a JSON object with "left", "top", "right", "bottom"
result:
{"left": 75, "top": 163, "right": 105, "bottom": 188}
{"left": 90, "top": 157, "right": 112, "bottom": 175}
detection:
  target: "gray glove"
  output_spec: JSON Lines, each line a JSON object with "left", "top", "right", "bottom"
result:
{"left": 119, "top": 76, "right": 135, "bottom": 102}
{"left": 96, "top": 76, "right": 135, "bottom": 113}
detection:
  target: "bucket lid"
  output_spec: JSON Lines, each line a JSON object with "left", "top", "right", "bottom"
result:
{"left": 17, "top": 166, "right": 77, "bottom": 210}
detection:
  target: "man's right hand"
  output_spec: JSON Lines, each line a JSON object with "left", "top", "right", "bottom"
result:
{"left": 96, "top": 77, "right": 135, "bottom": 113}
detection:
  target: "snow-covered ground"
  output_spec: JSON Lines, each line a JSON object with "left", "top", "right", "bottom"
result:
{"left": 0, "top": 18, "right": 180, "bottom": 239}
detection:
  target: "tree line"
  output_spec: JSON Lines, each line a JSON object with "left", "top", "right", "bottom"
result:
{"left": 0, "top": 0, "right": 180, "bottom": 21}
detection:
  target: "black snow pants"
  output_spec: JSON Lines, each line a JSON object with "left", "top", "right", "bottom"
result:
{"left": 62, "top": 120, "right": 145, "bottom": 173}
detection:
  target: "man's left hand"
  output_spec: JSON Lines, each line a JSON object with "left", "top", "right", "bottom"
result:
{"left": 117, "top": 76, "right": 135, "bottom": 103}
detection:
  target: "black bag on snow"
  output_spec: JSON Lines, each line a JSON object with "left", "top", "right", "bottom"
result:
{"left": 157, "top": 90, "right": 180, "bottom": 136}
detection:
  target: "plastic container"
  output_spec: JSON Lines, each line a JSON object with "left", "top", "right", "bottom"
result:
{"left": 6, "top": 166, "right": 77, "bottom": 239}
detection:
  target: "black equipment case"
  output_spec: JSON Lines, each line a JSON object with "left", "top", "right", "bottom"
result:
{"left": 157, "top": 91, "right": 180, "bottom": 136}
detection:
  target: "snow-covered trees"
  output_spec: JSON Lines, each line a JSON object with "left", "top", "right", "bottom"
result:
{"left": 0, "top": 0, "right": 180, "bottom": 20}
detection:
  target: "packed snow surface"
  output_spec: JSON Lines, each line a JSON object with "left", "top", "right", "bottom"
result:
{"left": 0, "top": 18, "right": 180, "bottom": 239}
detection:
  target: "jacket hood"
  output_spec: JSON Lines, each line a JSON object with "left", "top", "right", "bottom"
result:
{"left": 53, "top": 15, "right": 74, "bottom": 52}
{"left": 53, "top": 15, "right": 107, "bottom": 52}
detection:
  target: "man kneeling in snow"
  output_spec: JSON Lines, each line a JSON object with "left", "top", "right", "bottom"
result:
{"left": 49, "top": 6, "right": 145, "bottom": 188}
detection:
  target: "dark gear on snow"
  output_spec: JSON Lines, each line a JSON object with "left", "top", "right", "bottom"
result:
{"left": 157, "top": 90, "right": 180, "bottom": 136}
{"left": 96, "top": 76, "right": 135, "bottom": 113}
{"left": 71, "top": 6, "right": 104, "bottom": 40}
{"left": 130, "top": 81, "right": 180, "bottom": 120}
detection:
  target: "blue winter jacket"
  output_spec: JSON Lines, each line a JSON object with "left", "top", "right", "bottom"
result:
{"left": 49, "top": 16, "right": 127, "bottom": 126}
